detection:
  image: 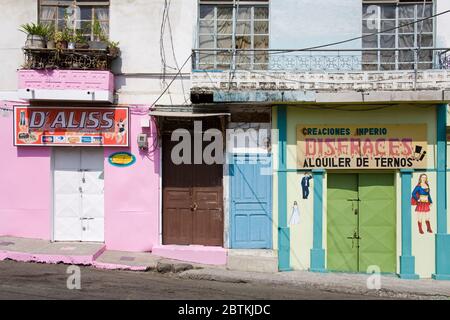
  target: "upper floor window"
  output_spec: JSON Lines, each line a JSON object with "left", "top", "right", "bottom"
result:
{"left": 362, "top": 1, "right": 434, "bottom": 70}
{"left": 39, "top": 0, "right": 109, "bottom": 41}
{"left": 197, "top": 0, "right": 269, "bottom": 70}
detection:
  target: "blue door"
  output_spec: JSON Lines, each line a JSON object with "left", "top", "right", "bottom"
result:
{"left": 230, "top": 154, "right": 272, "bottom": 249}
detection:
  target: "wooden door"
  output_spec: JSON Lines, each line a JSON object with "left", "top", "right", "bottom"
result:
{"left": 162, "top": 118, "right": 224, "bottom": 246}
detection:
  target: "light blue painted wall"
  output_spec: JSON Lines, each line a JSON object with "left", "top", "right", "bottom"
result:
{"left": 270, "top": 0, "right": 362, "bottom": 50}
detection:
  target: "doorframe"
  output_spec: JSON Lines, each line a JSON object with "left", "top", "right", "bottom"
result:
{"left": 51, "top": 147, "right": 106, "bottom": 242}
{"left": 50, "top": 147, "right": 56, "bottom": 242}
{"left": 159, "top": 122, "right": 226, "bottom": 247}
{"left": 229, "top": 153, "right": 273, "bottom": 249}
{"left": 325, "top": 170, "right": 398, "bottom": 273}
{"left": 159, "top": 138, "right": 163, "bottom": 246}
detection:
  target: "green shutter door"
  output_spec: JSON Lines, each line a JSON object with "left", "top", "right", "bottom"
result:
{"left": 327, "top": 174, "right": 359, "bottom": 272}
{"left": 358, "top": 174, "right": 396, "bottom": 273}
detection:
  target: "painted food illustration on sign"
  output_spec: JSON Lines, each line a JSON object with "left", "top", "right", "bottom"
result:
{"left": 13, "top": 106, "right": 129, "bottom": 147}
{"left": 411, "top": 174, "right": 433, "bottom": 235}
{"left": 289, "top": 201, "right": 300, "bottom": 225}
{"left": 108, "top": 152, "right": 136, "bottom": 167}
{"left": 296, "top": 125, "right": 428, "bottom": 169}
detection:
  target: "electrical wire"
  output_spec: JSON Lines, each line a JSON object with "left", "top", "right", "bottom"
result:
{"left": 151, "top": 53, "right": 193, "bottom": 107}
{"left": 155, "top": 6, "right": 450, "bottom": 108}
{"left": 267, "top": 8, "right": 449, "bottom": 55}
{"left": 195, "top": 8, "right": 449, "bottom": 56}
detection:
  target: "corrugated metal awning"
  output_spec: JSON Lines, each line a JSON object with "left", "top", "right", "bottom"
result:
{"left": 149, "top": 111, "right": 230, "bottom": 118}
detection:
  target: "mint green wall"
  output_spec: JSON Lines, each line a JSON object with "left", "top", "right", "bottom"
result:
{"left": 272, "top": 104, "right": 438, "bottom": 278}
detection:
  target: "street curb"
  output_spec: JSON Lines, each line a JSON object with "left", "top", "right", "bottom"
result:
{"left": 177, "top": 269, "right": 450, "bottom": 300}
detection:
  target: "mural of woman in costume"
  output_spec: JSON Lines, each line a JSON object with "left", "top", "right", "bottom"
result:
{"left": 411, "top": 174, "right": 433, "bottom": 234}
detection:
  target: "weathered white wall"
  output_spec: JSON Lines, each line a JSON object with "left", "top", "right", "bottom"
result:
{"left": 270, "top": 0, "right": 362, "bottom": 50}
{"left": 110, "top": 0, "right": 196, "bottom": 105}
{"left": 0, "top": 0, "right": 37, "bottom": 92}
{"left": 436, "top": 0, "right": 450, "bottom": 47}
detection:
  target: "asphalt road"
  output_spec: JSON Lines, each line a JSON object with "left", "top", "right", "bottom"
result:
{"left": 0, "top": 260, "right": 385, "bottom": 300}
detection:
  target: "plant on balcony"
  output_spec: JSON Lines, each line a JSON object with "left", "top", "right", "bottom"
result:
{"left": 54, "top": 29, "right": 70, "bottom": 50}
{"left": 108, "top": 41, "right": 120, "bottom": 57}
{"left": 75, "top": 30, "right": 89, "bottom": 49}
{"left": 46, "top": 27, "right": 55, "bottom": 49}
{"left": 67, "top": 30, "right": 84, "bottom": 50}
{"left": 19, "top": 22, "right": 51, "bottom": 49}
{"left": 89, "top": 18, "right": 108, "bottom": 50}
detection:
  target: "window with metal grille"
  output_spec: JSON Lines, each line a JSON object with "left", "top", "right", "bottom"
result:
{"left": 39, "top": 0, "right": 109, "bottom": 42}
{"left": 197, "top": 0, "right": 269, "bottom": 70}
{"left": 362, "top": 1, "right": 434, "bottom": 71}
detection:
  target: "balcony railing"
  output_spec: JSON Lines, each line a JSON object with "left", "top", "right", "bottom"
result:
{"left": 22, "top": 47, "right": 118, "bottom": 71}
{"left": 192, "top": 48, "right": 450, "bottom": 72}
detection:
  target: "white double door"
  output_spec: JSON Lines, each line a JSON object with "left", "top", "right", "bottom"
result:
{"left": 53, "top": 148, "right": 104, "bottom": 242}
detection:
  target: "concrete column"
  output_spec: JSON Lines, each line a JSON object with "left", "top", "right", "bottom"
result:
{"left": 310, "top": 169, "right": 326, "bottom": 273}
{"left": 433, "top": 104, "right": 450, "bottom": 280}
{"left": 399, "top": 169, "right": 419, "bottom": 279}
{"left": 277, "top": 105, "right": 291, "bottom": 271}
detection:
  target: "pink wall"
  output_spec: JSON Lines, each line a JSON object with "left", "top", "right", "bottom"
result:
{"left": 0, "top": 100, "right": 51, "bottom": 239}
{"left": 0, "top": 102, "right": 160, "bottom": 251}
{"left": 104, "top": 107, "right": 160, "bottom": 252}
{"left": 18, "top": 70, "right": 114, "bottom": 91}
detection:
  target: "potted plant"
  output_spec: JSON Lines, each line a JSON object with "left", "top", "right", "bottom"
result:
{"left": 19, "top": 22, "right": 51, "bottom": 49}
{"left": 108, "top": 41, "right": 120, "bottom": 57}
{"left": 54, "top": 29, "right": 70, "bottom": 50}
{"left": 88, "top": 18, "right": 108, "bottom": 50}
{"left": 46, "top": 28, "right": 56, "bottom": 49}
{"left": 67, "top": 32, "right": 76, "bottom": 50}
{"left": 74, "top": 29, "right": 89, "bottom": 49}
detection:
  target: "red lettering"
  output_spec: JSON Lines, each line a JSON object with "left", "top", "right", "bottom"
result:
{"left": 375, "top": 138, "right": 386, "bottom": 156}
{"left": 305, "top": 139, "right": 316, "bottom": 156}
{"left": 401, "top": 138, "right": 413, "bottom": 156}
{"left": 362, "top": 139, "right": 374, "bottom": 156}
{"left": 389, "top": 138, "right": 400, "bottom": 156}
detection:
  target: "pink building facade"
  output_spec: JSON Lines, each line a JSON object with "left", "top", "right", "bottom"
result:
{"left": 1, "top": 70, "right": 160, "bottom": 253}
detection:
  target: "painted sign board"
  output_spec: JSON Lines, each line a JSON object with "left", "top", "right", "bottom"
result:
{"left": 108, "top": 152, "right": 136, "bottom": 167}
{"left": 297, "top": 124, "right": 428, "bottom": 169}
{"left": 14, "top": 106, "right": 129, "bottom": 147}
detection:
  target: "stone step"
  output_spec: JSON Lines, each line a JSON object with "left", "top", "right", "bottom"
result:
{"left": 227, "top": 249, "right": 278, "bottom": 273}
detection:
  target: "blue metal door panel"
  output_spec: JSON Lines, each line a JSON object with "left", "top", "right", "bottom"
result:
{"left": 230, "top": 154, "right": 272, "bottom": 249}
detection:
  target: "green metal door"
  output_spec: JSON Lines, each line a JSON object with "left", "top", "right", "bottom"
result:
{"left": 358, "top": 174, "right": 396, "bottom": 273}
{"left": 327, "top": 174, "right": 359, "bottom": 272}
{"left": 327, "top": 173, "right": 396, "bottom": 273}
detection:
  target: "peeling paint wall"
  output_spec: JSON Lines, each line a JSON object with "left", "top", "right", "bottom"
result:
{"left": 192, "top": 70, "right": 450, "bottom": 93}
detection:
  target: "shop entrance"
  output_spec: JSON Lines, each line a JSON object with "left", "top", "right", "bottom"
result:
{"left": 53, "top": 148, "right": 104, "bottom": 242}
{"left": 162, "top": 117, "right": 224, "bottom": 246}
{"left": 327, "top": 173, "right": 396, "bottom": 273}
{"left": 230, "top": 154, "right": 272, "bottom": 249}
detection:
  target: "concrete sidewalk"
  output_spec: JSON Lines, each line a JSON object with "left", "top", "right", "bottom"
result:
{"left": 177, "top": 268, "right": 450, "bottom": 299}
{"left": 0, "top": 236, "right": 207, "bottom": 273}
{"left": 2, "top": 236, "right": 449, "bottom": 299}
{"left": 0, "top": 236, "right": 105, "bottom": 265}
